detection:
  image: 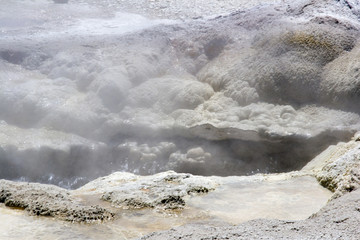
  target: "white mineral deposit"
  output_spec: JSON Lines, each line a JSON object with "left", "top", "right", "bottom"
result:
{"left": 1, "top": 0, "right": 360, "bottom": 239}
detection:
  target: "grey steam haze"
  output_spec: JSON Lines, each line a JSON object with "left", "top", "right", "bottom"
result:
{"left": 1, "top": 0, "right": 360, "bottom": 188}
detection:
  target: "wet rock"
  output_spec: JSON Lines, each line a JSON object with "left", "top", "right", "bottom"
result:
{"left": 89, "top": 67, "right": 132, "bottom": 112}
{"left": 317, "top": 146, "right": 360, "bottom": 198}
{"left": 77, "top": 171, "right": 217, "bottom": 210}
{"left": 0, "top": 180, "right": 114, "bottom": 222}
{"left": 302, "top": 133, "right": 360, "bottom": 199}
{"left": 141, "top": 188, "right": 360, "bottom": 240}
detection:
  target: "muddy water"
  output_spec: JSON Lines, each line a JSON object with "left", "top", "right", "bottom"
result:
{"left": 188, "top": 176, "right": 332, "bottom": 224}
{"left": 0, "top": 204, "right": 133, "bottom": 240}
{"left": 0, "top": 203, "right": 208, "bottom": 240}
{"left": 0, "top": 175, "right": 332, "bottom": 240}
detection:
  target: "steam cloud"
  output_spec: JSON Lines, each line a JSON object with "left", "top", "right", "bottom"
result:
{"left": 0, "top": 0, "right": 360, "bottom": 188}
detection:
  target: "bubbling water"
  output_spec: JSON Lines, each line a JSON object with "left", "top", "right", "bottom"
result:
{"left": 0, "top": 0, "right": 360, "bottom": 189}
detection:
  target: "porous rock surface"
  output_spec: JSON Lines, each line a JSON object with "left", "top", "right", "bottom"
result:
{"left": 303, "top": 132, "right": 360, "bottom": 199}
{"left": 0, "top": 180, "right": 114, "bottom": 223}
{"left": 76, "top": 171, "right": 218, "bottom": 210}
{"left": 0, "top": 171, "right": 219, "bottom": 223}
{"left": 140, "top": 134, "right": 360, "bottom": 239}
{"left": 141, "top": 188, "right": 360, "bottom": 240}
{"left": 0, "top": 134, "right": 358, "bottom": 238}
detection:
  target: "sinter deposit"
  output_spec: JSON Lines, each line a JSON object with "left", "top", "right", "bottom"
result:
{"left": 0, "top": 0, "right": 360, "bottom": 239}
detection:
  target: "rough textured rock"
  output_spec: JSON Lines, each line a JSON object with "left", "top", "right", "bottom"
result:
{"left": 0, "top": 169, "right": 332, "bottom": 240}
{"left": 303, "top": 133, "right": 360, "bottom": 199}
{"left": 77, "top": 171, "right": 217, "bottom": 210}
{"left": 1, "top": 133, "right": 360, "bottom": 238}
{"left": 140, "top": 188, "right": 360, "bottom": 240}
{"left": 0, "top": 180, "right": 114, "bottom": 223}
{"left": 232, "top": 25, "right": 357, "bottom": 105}
{"left": 136, "top": 135, "right": 360, "bottom": 239}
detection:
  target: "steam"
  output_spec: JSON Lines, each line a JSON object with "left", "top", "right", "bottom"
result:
{"left": 1, "top": 0, "right": 360, "bottom": 189}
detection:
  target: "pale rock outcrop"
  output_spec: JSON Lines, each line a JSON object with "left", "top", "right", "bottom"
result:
{"left": 0, "top": 61, "right": 106, "bottom": 138}
{"left": 303, "top": 132, "right": 360, "bottom": 199}
{"left": 141, "top": 188, "right": 360, "bottom": 240}
{"left": 197, "top": 50, "right": 260, "bottom": 106}
{"left": 0, "top": 180, "right": 114, "bottom": 222}
{"left": 77, "top": 171, "right": 218, "bottom": 210}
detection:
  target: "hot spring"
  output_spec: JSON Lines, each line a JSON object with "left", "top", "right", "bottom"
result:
{"left": 1, "top": 0, "right": 360, "bottom": 239}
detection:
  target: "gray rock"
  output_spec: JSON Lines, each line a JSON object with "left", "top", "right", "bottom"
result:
{"left": 302, "top": 133, "right": 360, "bottom": 199}
{"left": 140, "top": 188, "right": 360, "bottom": 240}
{"left": 316, "top": 144, "right": 360, "bottom": 199}
{"left": 0, "top": 180, "right": 114, "bottom": 223}
{"left": 77, "top": 171, "right": 217, "bottom": 210}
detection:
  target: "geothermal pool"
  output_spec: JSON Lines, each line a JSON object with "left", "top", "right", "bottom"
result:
{"left": 1, "top": 0, "right": 360, "bottom": 239}
{"left": 0, "top": 174, "right": 332, "bottom": 240}
{"left": 1, "top": 0, "right": 359, "bottom": 187}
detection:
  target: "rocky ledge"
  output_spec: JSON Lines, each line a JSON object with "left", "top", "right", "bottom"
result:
{"left": 0, "top": 133, "right": 359, "bottom": 231}
{"left": 140, "top": 133, "right": 360, "bottom": 239}
{"left": 1, "top": 0, "right": 360, "bottom": 239}
{"left": 77, "top": 171, "right": 218, "bottom": 210}
{"left": 141, "top": 188, "right": 360, "bottom": 239}
{"left": 0, "top": 180, "right": 114, "bottom": 223}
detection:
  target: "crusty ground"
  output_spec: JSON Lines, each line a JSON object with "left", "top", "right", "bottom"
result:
{"left": 141, "top": 188, "right": 360, "bottom": 240}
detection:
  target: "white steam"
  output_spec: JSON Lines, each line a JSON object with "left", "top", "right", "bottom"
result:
{"left": 1, "top": 0, "right": 360, "bottom": 188}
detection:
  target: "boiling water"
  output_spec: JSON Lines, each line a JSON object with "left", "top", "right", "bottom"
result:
{"left": 0, "top": 0, "right": 355, "bottom": 239}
